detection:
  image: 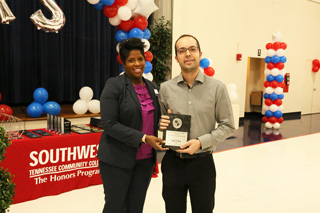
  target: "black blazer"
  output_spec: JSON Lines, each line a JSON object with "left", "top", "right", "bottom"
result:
{"left": 97, "top": 73, "right": 160, "bottom": 169}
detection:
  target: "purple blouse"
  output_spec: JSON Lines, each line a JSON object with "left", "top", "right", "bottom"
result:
{"left": 133, "top": 84, "right": 154, "bottom": 160}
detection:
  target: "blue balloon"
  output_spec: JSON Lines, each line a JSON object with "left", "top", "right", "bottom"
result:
{"left": 264, "top": 57, "right": 271, "bottom": 63}
{"left": 144, "top": 61, "right": 153, "bottom": 73}
{"left": 274, "top": 110, "right": 283, "bottom": 118}
{"left": 33, "top": 88, "right": 48, "bottom": 104}
{"left": 275, "top": 75, "right": 284, "bottom": 82}
{"left": 271, "top": 55, "right": 280, "bottom": 64}
{"left": 280, "top": 56, "right": 287, "bottom": 63}
{"left": 115, "top": 30, "right": 129, "bottom": 42}
{"left": 266, "top": 75, "right": 275, "bottom": 82}
{"left": 129, "top": 28, "right": 143, "bottom": 39}
{"left": 200, "top": 58, "right": 210, "bottom": 68}
{"left": 270, "top": 93, "right": 278, "bottom": 101}
{"left": 119, "top": 64, "right": 124, "bottom": 72}
{"left": 27, "top": 103, "right": 43, "bottom": 118}
{"left": 93, "top": 2, "right": 104, "bottom": 10}
{"left": 142, "top": 28, "right": 151, "bottom": 39}
{"left": 101, "top": 0, "right": 115, "bottom": 6}
{"left": 278, "top": 93, "right": 284, "bottom": 99}
{"left": 265, "top": 110, "right": 273, "bottom": 117}
{"left": 43, "top": 101, "right": 61, "bottom": 116}
{"left": 263, "top": 93, "right": 270, "bottom": 99}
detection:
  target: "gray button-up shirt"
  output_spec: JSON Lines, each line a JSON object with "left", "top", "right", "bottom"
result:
{"left": 159, "top": 71, "right": 235, "bottom": 153}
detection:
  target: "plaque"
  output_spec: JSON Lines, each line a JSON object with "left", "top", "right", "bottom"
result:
{"left": 163, "top": 114, "right": 191, "bottom": 149}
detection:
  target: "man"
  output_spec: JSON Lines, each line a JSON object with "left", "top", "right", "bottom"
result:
{"left": 159, "top": 34, "right": 235, "bottom": 213}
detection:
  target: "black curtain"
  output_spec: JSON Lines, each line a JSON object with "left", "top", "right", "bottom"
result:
{"left": 0, "top": 0, "right": 119, "bottom": 105}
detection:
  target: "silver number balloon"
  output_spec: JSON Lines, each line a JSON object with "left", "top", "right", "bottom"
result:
{"left": 0, "top": 0, "right": 16, "bottom": 24}
{"left": 30, "top": 0, "right": 65, "bottom": 33}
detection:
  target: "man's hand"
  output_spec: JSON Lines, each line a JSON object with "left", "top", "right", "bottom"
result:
{"left": 176, "top": 139, "right": 201, "bottom": 155}
{"left": 159, "top": 109, "right": 171, "bottom": 130}
{"left": 145, "top": 135, "right": 169, "bottom": 151}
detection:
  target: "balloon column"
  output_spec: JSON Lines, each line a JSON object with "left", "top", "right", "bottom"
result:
{"left": 27, "top": 88, "right": 61, "bottom": 118}
{"left": 261, "top": 128, "right": 282, "bottom": 142}
{"left": 200, "top": 58, "right": 215, "bottom": 77}
{"left": 87, "top": 0, "right": 158, "bottom": 81}
{"left": 73, "top": 86, "right": 100, "bottom": 115}
{"left": 262, "top": 31, "right": 287, "bottom": 129}
{"left": 312, "top": 59, "right": 320, "bottom": 72}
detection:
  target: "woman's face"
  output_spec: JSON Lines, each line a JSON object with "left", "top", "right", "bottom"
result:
{"left": 123, "top": 50, "right": 145, "bottom": 85}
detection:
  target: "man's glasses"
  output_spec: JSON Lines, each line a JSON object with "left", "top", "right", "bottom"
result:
{"left": 177, "top": 46, "right": 199, "bottom": 55}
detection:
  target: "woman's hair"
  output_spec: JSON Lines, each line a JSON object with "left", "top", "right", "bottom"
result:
{"left": 119, "top": 38, "right": 146, "bottom": 64}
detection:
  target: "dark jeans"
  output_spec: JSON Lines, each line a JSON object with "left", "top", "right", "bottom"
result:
{"left": 99, "top": 157, "right": 154, "bottom": 213}
{"left": 161, "top": 150, "right": 216, "bottom": 213}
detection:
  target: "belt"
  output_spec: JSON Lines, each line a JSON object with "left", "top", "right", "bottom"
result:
{"left": 169, "top": 150, "right": 212, "bottom": 159}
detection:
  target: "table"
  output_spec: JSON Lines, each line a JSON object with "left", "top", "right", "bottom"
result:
{"left": 0, "top": 129, "right": 102, "bottom": 204}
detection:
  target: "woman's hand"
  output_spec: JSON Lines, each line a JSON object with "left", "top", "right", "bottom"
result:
{"left": 145, "top": 135, "right": 169, "bottom": 151}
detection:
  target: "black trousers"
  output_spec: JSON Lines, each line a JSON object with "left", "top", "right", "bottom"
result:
{"left": 99, "top": 157, "right": 154, "bottom": 213}
{"left": 161, "top": 150, "right": 216, "bottom": 213}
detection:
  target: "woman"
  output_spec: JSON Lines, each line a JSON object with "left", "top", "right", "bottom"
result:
{"left": 97, "top": 38, "right": 168, "bottom": 213}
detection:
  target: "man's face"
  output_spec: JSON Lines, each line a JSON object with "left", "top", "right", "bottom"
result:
{"left": 175, "top": 36, "right": 202, "bottom": 73}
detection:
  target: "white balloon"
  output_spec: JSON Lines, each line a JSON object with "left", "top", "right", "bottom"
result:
{"left": 271, "top": 68, "right": 279, "bottom": 76}
{"left": 279, "top": 69, "right": 286, "bottom": 76}
{"left": 126, "top": 0, "right": 139, "bottom": 10}
{"left": 229, "top": 91, "right": 238, "bottom": 101}
{"left": 265, "top": 122, "right": 273, "bottom": 128}
{"left": 141, "top": 39, "right": 150, "bottom": 52}
{"left": 265, "top": 128, "right": 273, "bottom": 135}
{"left": 118, "top": 6, "right": 132, "bottom": 21}
{"left": 116, "top": 43, "right": 120, "bottom": 53}
{"left": 273, "top": 129, "right": 280, "bottom": 135}
{"left": 263, "top": 105, "right": 270, "bottom": 111}
{"left": 273, "top": 122, "right": 281, "bottom": 129}
{"left": 227, "top": 83, "right": 237, "bottom": 92}
{"left": 143, "top": 72, "right": 153, "bottom": 81}
{"left": 133, "top": 0, "right": 159, "bottom": 19}
{"left": 267, "top": 49, "right": 276, "bottom": 57}
{"left": 73, "top": 100, "right": 88, "bottom": 115}
{"left": 88, "top": 99, "right": 100, "bottom": 114}
{"left": 109, "top": 15, "right": 121, "bottom": 26}
{"left": 274, "top": 87, "right": 283, "bottom": 95}
{"left": 264, "top": 69, "right": 271, "bottom": 76}
{"left": 265, "top": 87, "right": 274, "bottom": 94}
{"left": 87, "top": 0, "right": 100, "bottom": 4}
{"left": 208, "top": 58, "right": 213, "bottom": 66}
{"left": 278, "top": 105, "right": 284, "bottom": 111}
{"left": 270, "top": 104, "right": 278, "bottom": 112}
{"left": 276, "top": 49, "right": 285, "bottom": 57}
{"left": 79, "top": 86, "right": 94, "bottom": 102}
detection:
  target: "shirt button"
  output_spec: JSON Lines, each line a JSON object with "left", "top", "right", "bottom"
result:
{"left": 188, "top": 101, "right": 191, "bottom": 104}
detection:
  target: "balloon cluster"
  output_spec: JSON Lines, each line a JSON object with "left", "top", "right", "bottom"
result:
{"left": 262, "top": 32, "right": 287, "bottom": 129}
{"left": 312, "top": 59, "right": 320, "bottom": 72}
{"left": 27, "top": 88, "right": 61, "bottom": 118}
{"left": 199, "top": 58, "right": 215, "bottom": 77}
{"left": 73, "top": 86, "right": 100, "bottom": 115}
{"left": 0, "top": 91, "right": 13, "bottom": 121}
{"left": 261, "top": 128, "right": 282, "bottom": 142}
{"left": 87, "top": 0, "right": 158, "bottom": 81}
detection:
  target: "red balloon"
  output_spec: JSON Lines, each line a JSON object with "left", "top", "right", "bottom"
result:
{"left": 277, "top": 117, "right": 284, "bottom": 123}
{"left": 269, "top": 116, "right": 277, "bottom": 124}
{"left": 134, "top": 16, "right": 148, "bottom": 30}
{"left": 312, "top": 66, "right": 319, "bottom": 72}
{"left": 114, "top": 0, "right": 128, "bottom": 6}
{"left": 312, "top": 59, "right": 320, "bottom": 66}
{"left": 204, "top": 67, "right": 215, "bottom": 76}
{"left": 267, "top": 62, "right": 275, "bottom": 69}
{"left": 273, "top": 99, "right": 282, "bottom": 106}
{"left": 272, "top": 42, "right": 280, "bottom": 50}
{"left": 120, "top": 19, "right": 134, "bottom": 32}
{"left": 144, "top": 51, "right": 153, "bottom": 62}
{"left": 117, "top": 54, "right": 122, "bottom": 64}
{"left": 270, "top": 80, "right": 279, "bottom": 88}
{"left": 265, "top": 99, "right": 272, "bottom": 106}
{"left": 266, "top": 43, "right": 273, "bottom": 50}
{"left": 264, "top": 81, "right": 270, "bottom": 88}
{"left": 262, "top": 116, "right": 269, "bottom": 123}
{"left": 280, "top": 42, "right": 287, "bottom": 50}
{"left": 103, "top": 5, "right": 118, "bottom": 18}
{"left": 0, "top": 104, "right": 13, "bottom": 121}
{"left": 279, "top": 81, "right": 285, "bottom": 88}
{"left": 276, "top": 62, "right": 284, "bottom": 70}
